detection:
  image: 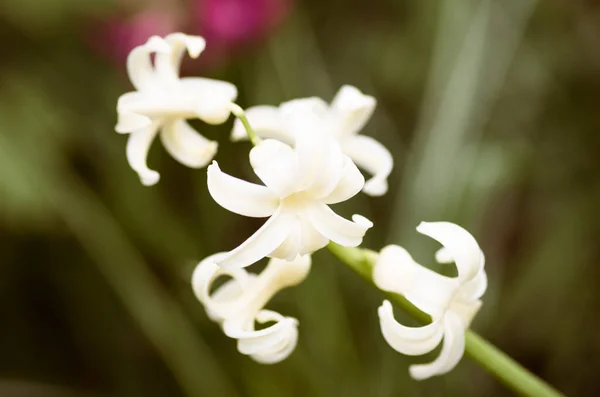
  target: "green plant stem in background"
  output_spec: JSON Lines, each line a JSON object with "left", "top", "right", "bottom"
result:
{"left": 327, "top": 242, "right": 565, "bottom": 397}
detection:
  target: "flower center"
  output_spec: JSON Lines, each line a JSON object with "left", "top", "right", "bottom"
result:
{"left": 280, "top": 191, "right": 313, "bottom": 212}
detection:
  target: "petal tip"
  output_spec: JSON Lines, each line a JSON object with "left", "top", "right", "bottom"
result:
{"left": 139, "top": 171, "right": 160, "bottom": 186}
{"left": 115, "top": 112, "right": 153, "bottom": 133}
{"left": 145, "top": 36, "right": 170, "bottom": 53}
{"left": 363, "top": 178, "right": 388, "bottom": 196}
{"left": 186, "top": 36, "right": 207, "bottom": 58}
{"left": 352, "top": 214, "right": 373, "bottom": 229}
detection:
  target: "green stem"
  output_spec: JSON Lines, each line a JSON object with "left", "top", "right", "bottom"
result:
{"left": 327, "top": 242, "right": 565, "bottom": 397}
{"left": 230, "top": 103, "right": 261, "bottom": 146}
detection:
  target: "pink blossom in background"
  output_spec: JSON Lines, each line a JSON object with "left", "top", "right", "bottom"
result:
{"left": 196, "top": 0, "right": 291, "bottom": 47}
{"left": 91, "top": 0, "right": 292, "bottom": 67}
{"left": 91, "top": 10, "right": 180, "bottom": 64}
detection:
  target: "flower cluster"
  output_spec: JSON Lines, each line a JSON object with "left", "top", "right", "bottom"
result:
{"left": 192, "top": 253, "right": 310, "bottom": 363}
{"left": 115, "top": 33, "right": 487, "bottom": 377}
{"left": 373, "top": 222, "right": 487, "bottom": 379}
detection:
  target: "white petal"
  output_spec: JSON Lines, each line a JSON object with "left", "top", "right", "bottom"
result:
{"left": 372, "top": 245, "right": 456, "bottom": 319}
{"left": 125, "top": 120, "right": 162, "bottom": 186}
{"left": 224, "top": 311, "right": 299, "bottom": 364}
{"left": 460, "top": 268, "right": 488, "bottom": 301}
{"left": 306, "top": 204, "right": 371, "bottom": 247}
{"left": 303, "top": 138, "right": 346, "bottom": 199}
{"left": 409, "top": 312, "right": 466, "bottom": 380}
{"left": 179, "top": 77, "right": 238, "bottom": 124}
{"left": 378, "top": 300, "right": 444, "bottom": 355}
{"left": 126, "top": 36, "right": 169, "bottom": 90}
{"left": 264, "top": 255, "right": 312, "bottom": 287}
{"left": 251, "top": 326, "right": 298, "bottom": 364}
{"left": 416, "top": 222, "right": 484, "bottom": 284}
{"left": 115, "top": 93, "right": 153, "bottom": 133}
{"left": 116, "top": 91, "right": 196, "bottom": 119}
{"left": 449, "top": 298, "right": 482, "bottom": 329}
{"left": 249, "top": 139, "right": 298, "bottom": 197}
{"left": 330, "top": 85, "right": 376, "bottom": 138}
{"left": 231, "top": 106, "right": 292, "bottom": 144}
{"left": 155, "top": 33, "right": 206, "bottom": 83}
{"left": 298, "top": 215, "right": 329, "bottom": 255}
{"left": 216, "top": 209, "right": 295, "bottom": 269}
{"left": 322, "top": 156, "right": 365, "bottom": 204}
{"left": 280, "top": 98, "right": 331, "bottom": 190}
{"left": 191, "top": 252, "right": 253, "bottom": 321}
{"left": 342, "top": 135, "right": 393, "bottom": 196}
{"left": 160, "top": 119, "right": 217, "bottom": 168}
{"left": 268, "top": 224, "right": 301, "bottom": 261}
{"left": 207, "top": 161, "right": 279, "bottom": 218}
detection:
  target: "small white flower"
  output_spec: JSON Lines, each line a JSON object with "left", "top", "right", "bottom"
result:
{"left": 208, "top": 100, "right": 372, "bottom": 269}
{"left": 191, "top": 253, "right": 311, "bottom": 364}
{"left": 373, "top": 222, "right": 487, "bottom": 380}
{"left": 231, "top": 85, "right": 393, "bottom": 196}
{"left": 115, "top": 33, "right": 238, "bottom": 186}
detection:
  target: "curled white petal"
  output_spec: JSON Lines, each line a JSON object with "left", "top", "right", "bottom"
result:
{"left": 207, "top": 161, "right": 279, "bottom": 218}
{"left": 322, "top": 156, "right": 365, "bottom": 204}
{"left": 192, "top": 254, "right": 310, "bottom": 364}
{"left": 126, "top": 36, "right": 170, "bottom": 91}
{"left": 160, "top": 119, "right": 217, "bottom": 168}
{"left": 216, "top": 209, "right": 295, "bottom": 269}
{"left": 416, "top": 222, "right": 484, "bottom": 283}
{"left": 330, "top": 85, "right": 376, "bottom": 138}
{"left": 378, "top": 300, "right": 444, "bottom": 355}
{"left": 225, "top": 311, "right": 299, "bottom": 364}
{"left": 125, "top": 120, "right": 162, "bottom": 186}
{"left": 342, "top": 135, "right": 393, "bottom": 196}
{"left": 231, "top": 106, "right": 291, "bottom": 144}
{"left": 155, "top": 33, "right": 206, "bottom": 83}
{"left": 373, "top": 244, "right": 457, "bottom": 319}
{"left": 306, "top": 204, "right": 371, "bottom": 247}
{"left": 191, "top": 252, "right": 253, "bottom": 321}
{"left": 409, "top": 312, "right": 466, "bottom": 380}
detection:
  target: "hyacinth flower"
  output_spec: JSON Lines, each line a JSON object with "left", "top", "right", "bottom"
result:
{"left": 230, "top": 85, "right": 393, "bottom": 196}
{"left": 373, "top": 222, "right": 487, "bottom": 380}
{"left": 115, "top": 33, "right": 238, "bottom": 185}
{"left": 208, "top": 99, "right": 373, "bottom": 269}
{"left": 192, "top": 252, "right": 311, "bottom": 363}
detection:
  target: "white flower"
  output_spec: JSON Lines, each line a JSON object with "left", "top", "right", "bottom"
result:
{"left": 208, "top": 100, "right": 373, "bottom": 269}
{"left": 231, "top": 85, "right": 393, "bottom": 196}
{"left": 191, "top": 253, "right": 311, "bottom": 364}
{"left": 372, "top": 222, "right": 487, "bottom": 380}
{"left": 115, "top": 33, "right": 238, "bottom": 186}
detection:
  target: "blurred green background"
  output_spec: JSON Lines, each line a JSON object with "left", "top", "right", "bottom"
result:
{"left": 1, "top": 0, "right": 599, "bottom": 395}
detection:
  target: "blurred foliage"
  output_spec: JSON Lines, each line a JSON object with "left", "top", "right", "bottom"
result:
{"left": 1, "top": 0, "right": 600, "bottom": 396}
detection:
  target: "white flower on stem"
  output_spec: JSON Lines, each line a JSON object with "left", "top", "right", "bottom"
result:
{"left": 208, "top": 100, "right": 373, "bottom": 269}
{"left": 115, "top": 33, "right": 238, "bottom": 186}
{"left": 191, "top": 253, "right": 311, "bottom": 364}
{"left": 373, "top": 222, "right": 487, "bottom": 380}
{"left": 230, "top": 85, "right": 393, "bottom": 196}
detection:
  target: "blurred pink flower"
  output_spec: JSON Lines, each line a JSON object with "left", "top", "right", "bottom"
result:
{"left": 91, "top": 0, "right": 292, "bottom": 66}
{"left": 91, "top": 10, "right": 180, "bottom": 64}
{"left": 196, "top": 0, "right": 291, "bottom": 47}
